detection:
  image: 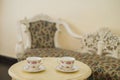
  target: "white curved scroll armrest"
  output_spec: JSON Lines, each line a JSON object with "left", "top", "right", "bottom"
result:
{"left": 15, "top": 40, "right": 25, "bottom": 59}
{"left": 15, "top": 22, "right": 25, "bottom": 59}
{"left": 60, "top": 20, "right": 82, "bottom": 39}
{"left": 97, "top": 40, "right": 104, "bottom": 55}
{"left": 55, "top": 19, "right": 83, "bottom": 48}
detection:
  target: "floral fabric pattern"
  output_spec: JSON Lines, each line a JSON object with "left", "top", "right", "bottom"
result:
{"left": 82, "top": 28, "right": 120, "bottom": 59}
{"left": 29, "top": 20, "right": 57, "bottom": 48}
{"left": 17, "top": 48, "right": 120, "bottom": 80}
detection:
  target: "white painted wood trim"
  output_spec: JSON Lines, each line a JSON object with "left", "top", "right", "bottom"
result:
{"left": 15, "top": 21, "right": 25, "bottom": 56}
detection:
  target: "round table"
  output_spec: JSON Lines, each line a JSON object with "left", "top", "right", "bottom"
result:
{"left": 8, "top": 57, "right": 92, "bottom": 80}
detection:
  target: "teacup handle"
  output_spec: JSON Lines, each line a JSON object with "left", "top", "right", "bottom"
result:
{"left": 57, "top": 58, "right": 63, "bottom": 65}
{"left": 57, "top": 58, "right": 65, "bottom": 67}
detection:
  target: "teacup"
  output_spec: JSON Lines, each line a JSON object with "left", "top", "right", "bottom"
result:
{"left": 26, "top": 57, "right": 42, "bottom": 71}
{"left": 59, "top": 57, "right": 75, "bottom": 70}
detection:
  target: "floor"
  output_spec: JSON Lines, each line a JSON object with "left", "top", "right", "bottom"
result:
{"left": 0, "top": 55, "right": 17, "bottom": 80}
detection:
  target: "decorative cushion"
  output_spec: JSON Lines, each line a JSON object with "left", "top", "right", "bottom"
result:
{"left": 29, "top": 20, "right": 57, "bottom": 48}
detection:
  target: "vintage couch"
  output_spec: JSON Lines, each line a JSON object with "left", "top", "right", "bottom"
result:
{"left": 16, "top": 14, "right": 120, "bottom": 80}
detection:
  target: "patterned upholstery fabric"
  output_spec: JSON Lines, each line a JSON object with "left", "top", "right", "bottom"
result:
{"left": 29, "top": 20, "right": 57, "bottom": 48}
{"left": 18, "top": 48, "right": 120, "bottom": 80}
{"left": 79, "top": 54, "right": 120, "bottom": 80}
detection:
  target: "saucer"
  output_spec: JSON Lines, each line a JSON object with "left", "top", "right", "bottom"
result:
{"left": 23, "top": 65, "right": 45, "bottom": 72}
{"left": 56, "top": 65, "right": 79, "bottom": 72}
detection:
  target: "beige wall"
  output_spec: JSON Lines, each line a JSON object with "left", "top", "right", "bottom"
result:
{"left": 0, "top": 0, "right": 120, "bottom": 58}
{"left": 0, "top": 0, "right": 2, "bottom": 50}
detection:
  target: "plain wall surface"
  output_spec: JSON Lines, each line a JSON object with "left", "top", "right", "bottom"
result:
{"left": 0, "top": 0, "right": 120, "bottom": 58}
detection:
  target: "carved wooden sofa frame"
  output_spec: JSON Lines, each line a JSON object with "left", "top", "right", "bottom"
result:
{"left": 16, "top": 14, "right": 120, "bottom": 59}
{"left": 16, "top": 14, "right": 81, "bottom": 59}
{"left": 15, "top": 14, "right": 120, "bottom": 80}
{"left": 82, "top": 27, "right": 120, "bottom": 59}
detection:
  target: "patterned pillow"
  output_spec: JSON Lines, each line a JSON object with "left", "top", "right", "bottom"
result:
{"left": 29, "top": 20, "right": 57, "bottom": 48}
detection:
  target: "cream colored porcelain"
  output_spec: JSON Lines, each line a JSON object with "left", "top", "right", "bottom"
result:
{"left": 23, "top": 65, "right": 45, "bottom": 72}
{"left": 58, "top": 57, "right": 75, "bottom": 70}
{"left": 56, "top": 65, "right": 79, "bottom": 73}
{"left": 26, "top": 57, "right": 42, "bottom": 71}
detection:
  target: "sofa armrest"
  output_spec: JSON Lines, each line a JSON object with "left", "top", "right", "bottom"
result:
{"left": 15, "top": 40, "right": 25, "bottom": 59}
